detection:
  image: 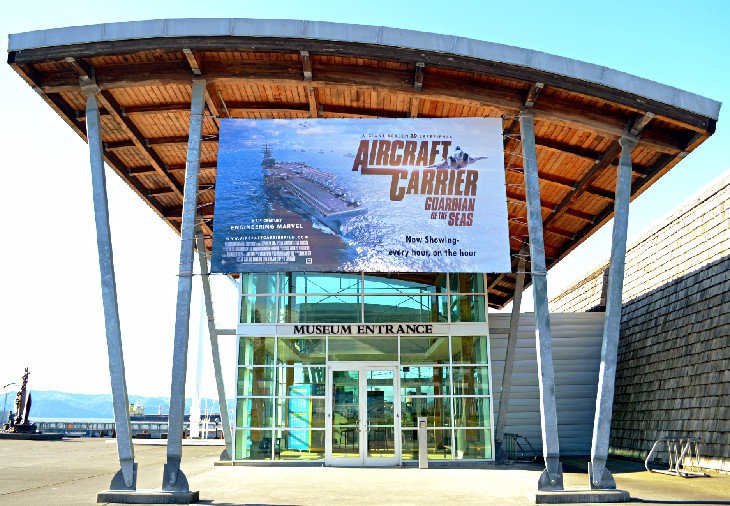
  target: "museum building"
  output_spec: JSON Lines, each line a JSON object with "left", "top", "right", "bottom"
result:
{"left": 8, "top": 18, "right": 720, "bottom": 490}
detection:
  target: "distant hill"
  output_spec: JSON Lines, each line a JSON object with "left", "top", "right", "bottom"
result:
{"left": 17, "top": 390, "right": 233, "bottom": 419}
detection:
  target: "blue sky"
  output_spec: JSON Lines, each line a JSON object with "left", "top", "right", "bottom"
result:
{"left": 0, "top": 0, "right": 727, "bottom": 398}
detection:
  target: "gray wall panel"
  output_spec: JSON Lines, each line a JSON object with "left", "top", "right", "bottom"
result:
{"left": 489, "top": 312, "right": 604, "bottom": 456}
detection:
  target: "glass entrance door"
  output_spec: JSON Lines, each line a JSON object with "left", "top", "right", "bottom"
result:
{"left": 326, "top": 362, "right": 400, "bottom": 466}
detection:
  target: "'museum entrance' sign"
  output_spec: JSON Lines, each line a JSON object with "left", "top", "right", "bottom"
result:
{"left": 211, "top": 118, "right": 510, "bottom": 273}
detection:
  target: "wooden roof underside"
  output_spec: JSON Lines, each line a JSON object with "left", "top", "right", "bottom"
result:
{"left": 7, "top": 37, "right": 716, "bottom": 309}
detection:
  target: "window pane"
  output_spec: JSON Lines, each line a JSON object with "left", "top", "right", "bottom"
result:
{"left": 454, "top": 428, "right": 492, "bottom": 459}
{"left": 285, "top": 272, "right": 361, "bottom": 294}
{"left": 329, "top": 336, "right": 398, "bottom": 361}
{"left": 275, "top": 367, "right": 326, "bottom": 397}
{"left": 400, "top": 366, "right": 450, "bottom": 396}
{"left": 363, "top": 273, "right": 446, "bottom": 294}
{"left": 277, "top": 337, "right": 326, "bottom": 364}
{"left": 275, "top": 397, "right": 325, "bottom": 428}
{"left": 401, "top": 396, "right": 452, "bottom": 428}
{"left": 450, "top": 336, "right": 489, "bottom": 364}
{"left": 279, "top": 295, "right": 361, "bottom": 323}
{"left": 236, "top": 398, "right": 274, "bottom": 428}
{"left": 237, "top": 367, "right": 276, "bottom": 397}
{"left": 401, "top": 429, "right": 453, "bottom": 460}
{"left": 449, "top": 273, "right": 484, "bottom": 294}
{"left": 275, "top": 429, "right": 325, "bottom": 460}
{"left": 238, "top": 337, "right": 275, "bottom": 366}
{"left": 450, "top": 295, "right": 486, "bottom": 322}
{"left": 452, "top": 397, "right": 491, "bottom": 427}
{"left": 400, "top": 336, "right": 449, "bottom": 364}
{"left": 451, "top": 366, "right": 490, "bottom": 395}
{"left": 363, "top": 295, "right": 447, "bottom": 322}
{"left": 331, "top": 369, "right": 360, "bottom": 459}
{"left": 240, "top": 273, "right": 277, "bottom": 294}
{"left": 235, "top": 429, "right": 274, "bottom": 460}
{"left": 241, "top": 295, "right": 277, "bottom": 323}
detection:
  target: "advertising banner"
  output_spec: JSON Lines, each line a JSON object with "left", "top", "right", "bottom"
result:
{"left": 211, "top": 118, "right": 510, "bottom": 273}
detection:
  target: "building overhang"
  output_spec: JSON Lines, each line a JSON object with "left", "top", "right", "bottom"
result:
{"left": 7, "top": 18, "right": 721, "bottom": 308}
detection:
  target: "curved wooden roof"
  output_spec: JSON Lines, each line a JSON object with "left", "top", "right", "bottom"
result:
{"left": 7, "top": 19, "right": 720, "bottom": 308}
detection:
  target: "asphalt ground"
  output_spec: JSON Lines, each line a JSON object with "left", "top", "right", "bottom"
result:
{"left": 0, "top": 439, "right": 728, "bottom": 505}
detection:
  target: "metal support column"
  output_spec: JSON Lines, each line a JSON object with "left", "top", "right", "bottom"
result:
{"left": 589, "top": 134, "right": 637, "bottom": 489}
{"left": 494, "top": 247, "right": 528, "bottom": 462}
{"left": 195, "top": 232, "right": 233, "bottom": 460}
{"left": 83, "top": 82, "right": 137, "bottom": 490}
{"left": 163, "top": 79, "right": 206, "bottom": 492}
{"left": 518, "top": 109, "right": 564, "bottom": 490}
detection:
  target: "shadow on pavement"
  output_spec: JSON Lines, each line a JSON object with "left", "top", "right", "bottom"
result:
{"left": 561, "top": 456, "right": 649, "bottom": 474}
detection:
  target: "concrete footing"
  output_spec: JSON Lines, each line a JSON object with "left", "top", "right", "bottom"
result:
{"left": 96, "top": 489, "right": 199, "bottom": 504}
{"left": 530, "top": 489, "right": 630, "bottom": 504}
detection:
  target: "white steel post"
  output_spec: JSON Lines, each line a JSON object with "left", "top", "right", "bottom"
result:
{"left": 519, "top": 109, "right": 564, "bottom": 490}
{"left": 195, "top": 232, "right": 234, "bottom": 459}
{"left": 163, "top": 79, "right": 206, "bottom": 492}
{"left": 83, "top": 83, "right": 136, "bottom": 490}
{"left": 494, "top": 247, "right": 527, "bottom": 461}
{"left": 589, "top": 134, "right": 637, "bottom": 489}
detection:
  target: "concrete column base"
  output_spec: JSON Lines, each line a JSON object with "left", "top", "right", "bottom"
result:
{"left": 96, "top": 489, "right": 199, "bottom": 504}
{"left": 530, "top": 489, "right": 630, "bottom": 504}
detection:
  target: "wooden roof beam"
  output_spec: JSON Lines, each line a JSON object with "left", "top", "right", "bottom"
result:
{"left": 64, "top": 57, "right": 92, "bottom": 80}
{"left": 124, "top": 103, "right": 191, "bottom": 115}
{"left": 105, "top": 139, "right": 135, "bottom": 150}
{"left": 128, "top": 166, "right": 156, "bottom": 175}
{"left": 300, "top": 51, "right": 318, "bottom": 118}
{"left": 509, "top": 215, "right": 576, "bottom": 240}
{"left": 59, "top": 58, "right": 185, "bottom": 201}
{"left": 410, "top": 62, "right": 424, "bottom": 118}
{"left": 543, "top": 112, "right": 653, "bottom": 228}
{"left": 145, "top": 135, "right": 219, "bottom": 146}
{"left": 535, "top": 137, "right": 598, "bottom": 161}
{"left": 306, "top": 87, "right": 318, "bottom": 118}
{"left": 37, "top": 65, "right": 684, "bottom": 150}
{"left": 523, "top": 82, "right": 544, "bottom": 109}
{"left": 564, "top": 208, "right": 595, "bottom": 222}
{"left": 503, "top": 82, "right": 544, "bottom": 140}
{"left": 322, "top": 104, "right": 407, "bottom": 118}
{"left": 300, "top": 51, "right": 312, "bottom": 81}
{"left": 548, "top": 150, "right": 681, "bottom": 271}
{"left": 491, "top": 114, "right": 656, "bottom": 306}
{"left": 182, "top": 48, "right": 202, "bottom": 75}
{"left": 168, "top": 161, "right": 217, "bottom": 172}
{"left": 413, "top": 62, "right": 424, "bottom": 92}
{"left": 96, "top": 89, "right": 184, "bottom": 199}
{"left": 163, "top": 204, "right": 214, "bottom": 219}
{"left": 506, "top": 166, "right": 615, "bottom": 201}
{"left": 130, "top": 163, "right": 216, "bottom": 176}
{"left": 205, "top": 83, "right": 227, "bottom": 119}
{"left": 148, "top": 187, "right": 175, "bottom": 196}
{"left": 505, "top": 188, "right": 555, "bottom": 212}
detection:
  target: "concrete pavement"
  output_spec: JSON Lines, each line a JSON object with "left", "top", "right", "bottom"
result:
{"left": 1, "top": 439, "right": 728, "bottom": 505}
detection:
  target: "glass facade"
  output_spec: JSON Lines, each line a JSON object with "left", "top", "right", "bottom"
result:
{"left": 234, "top": 272, "right": 493, "bottom": 463}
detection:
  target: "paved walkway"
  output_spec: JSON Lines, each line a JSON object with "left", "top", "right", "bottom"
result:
{"left": 1, "top": 439, "right": 728, "bottom": 505}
